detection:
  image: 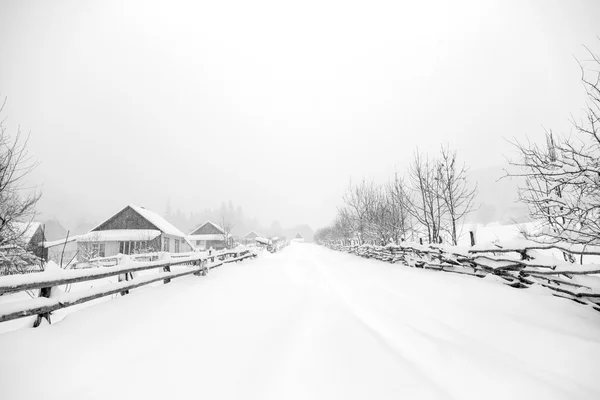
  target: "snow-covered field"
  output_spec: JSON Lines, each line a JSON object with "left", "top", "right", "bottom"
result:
{"left": 1, "top": 242, "right": 599, "bottom": 400}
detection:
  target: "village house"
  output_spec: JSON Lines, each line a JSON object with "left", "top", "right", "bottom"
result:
{"left": 293, "top": 233, "right": 305, "bottom": 243}
{"left": 51, "top": 205, "right": 193, "bottom": 261}
{"left": 188, "top": 221, "right": 232, "bottom": 250}
{"left": 6, "top": 221, "right": 47, "bottom": 259}
{"left": 241, "top": 231, "right": 261, "bottom": 245}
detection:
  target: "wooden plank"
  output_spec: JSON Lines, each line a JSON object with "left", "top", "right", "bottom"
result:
{"left": 0, "top": 250, "right": 252, "bottom": 294}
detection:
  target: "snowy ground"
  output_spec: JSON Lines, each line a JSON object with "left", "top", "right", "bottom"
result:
{"left": 1, "top": 243, "right": 600, "bottom": 400}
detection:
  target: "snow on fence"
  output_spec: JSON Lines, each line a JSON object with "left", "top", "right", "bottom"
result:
{"left": 0, "top": 248, "right": 257, "bottom": 327}
{"left": 324, "top": 240, "right": 600, "bottom": 312}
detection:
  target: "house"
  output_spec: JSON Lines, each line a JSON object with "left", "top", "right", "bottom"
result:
{"left": 6, "top": 221, "right": 47, "bottom": 259}
{"left": 188, "top": 221, "right": 232, "bottom": 250}
{"left": 76, "top": 205, "right": 192, "bottom": 260}
{"left": 293, "top": 233, "right": 305, "bottom": 243}
{"left": 241, "top": 231, "right": 261, "bottom": 245}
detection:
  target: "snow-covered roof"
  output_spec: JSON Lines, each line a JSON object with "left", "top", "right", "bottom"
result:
{"left": 43, "top": 235, "right": 80, "bottom": 248}
{"left": 78, "top": 229, "right": 161, "bottom": 242}
{"left": 128, "top": 205, "right": 187, "bottom": 238}
{"left": 188, "top": 234, "right": 229, "bottom": 242}
{"left": 255, "top": 237, "right": 271, "bottom": 245}
{"left": 12, "top": 222, "right": 42, "bottom": 244}
{"left": 183, "top": 237, "right": 194, "bottom": 249}
{"left": 295, "top": 233, "right": 304, "bottom": 239}
{"left": 243, "top": 231, "right": 260, "bottom": 239}
{"left": 189, "top": 221, "right": 225, "bottom": 235}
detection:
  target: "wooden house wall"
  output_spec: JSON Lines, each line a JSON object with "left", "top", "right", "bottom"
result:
{"left": 28, "top": 226, "right": 47, "bottom": 259}
{"left": 161, "top": 234, "right": 190, "bottom": 253}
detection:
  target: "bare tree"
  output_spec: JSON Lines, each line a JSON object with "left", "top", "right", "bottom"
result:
{"left": 0, "top": 96, "right": 41, "bottom": 249}
{"left": 332, "top": 208, "right": 353, "bottom": 245}
{"left": 504, "top": 43, "right": 600, "bottom": 254}
{"left": 219, "top": 214, "right": 235, "bottom": 249}
{"left": 367, "top": 186, "right": 393, "bottom": 245}
{"left": 437, "top": 145, "right": 477, "bottom": 245}
{"left": 386, "top": 171, "right": 413, "bottom": 243}
{"left": 341, "top": 179, "right": 378, "bottom": 244}
{"left": 407, "top": 150, "right": 445, "bottom": 244}
{"left": 78, "top": 232, "right": 104, "bottom": 262}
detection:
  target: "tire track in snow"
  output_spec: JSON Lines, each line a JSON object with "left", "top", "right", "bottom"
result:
{"left": 278, "top": 252, "right": 456, "bottom": 400}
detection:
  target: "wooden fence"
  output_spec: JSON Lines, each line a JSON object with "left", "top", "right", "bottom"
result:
{"left": 0, "top": 248, "right": 256, "bottom": 327}
{"left": 324, "top": 241, "right": 600, "bottom": 312}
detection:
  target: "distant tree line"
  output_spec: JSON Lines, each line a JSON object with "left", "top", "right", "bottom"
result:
{"left": 318, "top": 42, "right": 600, "bottom": 254}
{"left": 315, "top": 145, "right": 477, "bottom": 246}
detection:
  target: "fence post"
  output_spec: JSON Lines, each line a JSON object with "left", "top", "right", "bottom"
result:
{"left": 159, "top": 252, "right": 171, "bottom": 284}
{"left": 118, "top": 255, "right": 132, "bottom": 296}
{"left": 33, "top": 286, "right": 52, "bottom": 327}
{"left": 469, "top": 231, "right": 476, "bottom": 247}
{"left": 194, "top": 259, "right": 202, "bottom": 276}
{"left": 163, "top": 263, "right": 171, "bottom": 284}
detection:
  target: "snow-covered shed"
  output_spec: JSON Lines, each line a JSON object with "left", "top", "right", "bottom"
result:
{"left": 293, "top": 233, "right": 305, "bottom": 243}
{"left": 255, "top": 236, "right": 271, "bottom": 246}
{"left": 44, "top": 235, "right": 79, "bottom": 266}
{"left": 188, "top": 221, "right": 231, "bottom": 250}
{"left": 78, "top": 205, "right": 192, "bottom": 259}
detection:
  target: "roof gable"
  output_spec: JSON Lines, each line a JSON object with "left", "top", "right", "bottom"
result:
{"left": 295, "top": 233, "right": 304, "bottom": 239}
{"left": 129, "top": 205, "right": 186, "bottom": 237}
{"left": 12, "top": 222, "right": 43, "bottom": 244}
{"left": 92, "top": 205, "right": 186, "bottom": 238}
{"left": 190, "top": 221, "right": 224, "bottom": 235}
{"left": 243, "top": 231, "right": 260, "bottom": 239}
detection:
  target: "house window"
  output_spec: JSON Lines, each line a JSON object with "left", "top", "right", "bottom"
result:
{"left": 92, "top": 243, "right": 105, "bottom": 258}
{"left": 174, "top": 239, "right": 180, "bottom": 253}
{"left": 119, "top": 241, "right": 130, "bottom": 255}
{"left": 163, "top": 237, "right": 170, "bottom": 252}
{"left": 119, "top": 241, "right": 150, "bottom": 255}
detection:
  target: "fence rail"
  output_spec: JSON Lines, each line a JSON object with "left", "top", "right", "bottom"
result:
{"left": 0, "top": 248, "right": 257, "bottom": 327}
{"left": 324, "top": 240, "right": 600, "bottom": 311}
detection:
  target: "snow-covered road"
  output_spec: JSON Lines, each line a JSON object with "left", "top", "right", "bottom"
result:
{"left": 1, "top": 243, "right": 600, "bottom": 400}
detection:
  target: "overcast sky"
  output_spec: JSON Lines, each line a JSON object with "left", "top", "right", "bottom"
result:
{"left": 0, "top": 0, "right": 598, "bottom": 230}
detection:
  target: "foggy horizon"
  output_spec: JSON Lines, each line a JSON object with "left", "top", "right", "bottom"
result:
{"left": 1, "top": 0, "right": 599, "bottom": 232}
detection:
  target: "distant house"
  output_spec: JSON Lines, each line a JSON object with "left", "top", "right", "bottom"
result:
{"left": 11, "top": 222, "right": 47, "bottom": 259}
{"left": 293, "top": 233, "right": 305, "bottom": 243}
{"left": 188, "top": 221, "right": 232, "bottom": 250}
{"left": 76, "top": 205, "right": 192, "bottom": 260}
{"left": 241, "top": 231, "right": 260, "bottom": 245}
